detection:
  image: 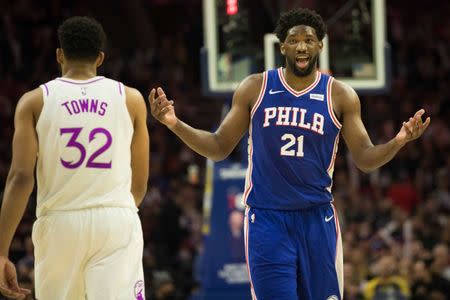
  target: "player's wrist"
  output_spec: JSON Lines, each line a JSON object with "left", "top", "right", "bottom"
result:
{"left": 394, "top": 134, "right": 406, "bottom": 148}
{"left": 166, "top": 118, "right": 178, "bottom": 131}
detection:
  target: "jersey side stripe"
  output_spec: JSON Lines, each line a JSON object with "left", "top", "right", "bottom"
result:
{"left": 332, "top": 203, "right": 344, "bottom": 298}
{"left": 250, "top": 72, "right": 268, "bottom": 118}
{"left": 244, "top": 207, "right": 258, "bottom": 300}
{"left": 244, "top": 72, "right": 267, "bottom": 205}
{"left": 243, "top": 124, "right": 254, "bottom": 206}
{"left": 326, "top": 134, "right": 340, "bottom": 193}
{"left": 327, "top": 134, "right": 340, "bottom": 174}
{"left": 326, "top": 77, "right": 342, "bottom": 129}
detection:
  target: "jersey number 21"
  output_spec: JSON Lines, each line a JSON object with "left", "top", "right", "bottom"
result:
{"left": 280, "top": 134, "right": 304, "bottom": 157}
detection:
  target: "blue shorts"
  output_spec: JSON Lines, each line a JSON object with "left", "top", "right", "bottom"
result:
{"left": 244, "top": 203, "right": 343, "bottom": 300}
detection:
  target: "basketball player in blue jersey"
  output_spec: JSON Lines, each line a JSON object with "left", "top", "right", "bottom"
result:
{"left": 0, "top": 17, "right": 149, "bottom": 299}
{"left": 150, "top": 8, "right": 430, "bottom": 300}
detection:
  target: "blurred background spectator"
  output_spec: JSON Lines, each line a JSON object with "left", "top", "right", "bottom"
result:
{"left": 0, "top": 0, "right": 449, "bottom": 299}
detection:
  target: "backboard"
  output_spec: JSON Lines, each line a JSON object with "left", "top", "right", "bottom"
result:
{"left": 202, "top": 0, "right": 390, "bottom": 97}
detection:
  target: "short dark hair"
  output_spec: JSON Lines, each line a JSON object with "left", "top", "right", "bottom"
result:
{"left": 57, "top": 16, "right": 106, "bottom": 62}
{"left": 275, "top": 8, "right": 327, "bottom": 42}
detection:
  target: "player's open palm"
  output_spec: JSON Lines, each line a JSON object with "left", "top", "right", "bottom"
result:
{"left": 395, "top": 109, "right": 431, "bottom": 146}
{"left": 149, "top": 87, "right": 177, "bottom": 129}
{"left": 0, "top": 256, "right": 30, "bottom": 299}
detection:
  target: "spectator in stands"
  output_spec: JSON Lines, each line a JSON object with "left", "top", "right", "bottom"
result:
{"left": 363, "top": 255, "right": 410, "bottom": 300}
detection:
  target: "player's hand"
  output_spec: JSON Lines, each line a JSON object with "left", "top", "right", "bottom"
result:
{"left": 0, "top": 256, "right": 31, "bottom": 299}
{"left": 149, "top": 87, "right": 177, "bottom": 129}
{"left": 395, "top": 109, "right": 431, "bottom": 146}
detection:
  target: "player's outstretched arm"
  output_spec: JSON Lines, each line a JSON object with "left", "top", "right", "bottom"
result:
{"left": 149, "top": 74, "right": 262, "bottom": 161}
{"left": 0, "top": 89, "right": 40, "bottom": 299}
{"left": 126, "top": 86, "right": 149, "bottom": 207}
{"left": 336, "top": 81, "right": 430, "bottom": 173}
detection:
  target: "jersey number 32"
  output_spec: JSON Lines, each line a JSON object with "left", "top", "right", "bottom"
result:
{"left": 60, "top": 127, "right": 112, "bottom": 169}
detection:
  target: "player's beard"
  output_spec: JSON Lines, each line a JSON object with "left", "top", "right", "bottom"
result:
{"left": 286, "top": 53, "right": 319, "bottom": 77}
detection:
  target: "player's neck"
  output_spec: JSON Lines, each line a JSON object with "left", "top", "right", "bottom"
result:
{"left": 283, "top": 67, "right": 318, "bottom": 91}
{"left": 61, "top": 63, "right": 98, "bottom": 80}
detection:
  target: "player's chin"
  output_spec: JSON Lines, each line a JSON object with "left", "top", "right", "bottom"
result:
{"left": 296, "top": 66, "right": 309, "bottom": 73}
{"left": 294, "top": 67, "right": 312, "bottom": 77}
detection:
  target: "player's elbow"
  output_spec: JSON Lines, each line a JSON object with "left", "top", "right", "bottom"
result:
{"left": 210, "top": 147, "right": 237, "bottom": 161}
{"left": 210, "top": 152, "right": 228, "bottom": 162}
{"left": 210, "top": 133, "right": 233, "bottom": 162}
{"left": 355, "top": 163, "right": 376, "bottom": 173}
{"left": 352, "top": 153, "right": 378, "bottom": 173}
{"left": 7, "top": 168, "right": 35, "bottom": 188}
{"left": 358, "top": 166, "right": 373, "bottom": 174}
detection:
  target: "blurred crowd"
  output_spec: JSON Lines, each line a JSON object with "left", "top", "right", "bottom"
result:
{"left": 0, "top": 0, "right": 449, "bottom": 300}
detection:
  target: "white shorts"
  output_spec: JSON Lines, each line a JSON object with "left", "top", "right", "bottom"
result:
{"left": 32, "top": 207, "right": 145, "bottom": 300}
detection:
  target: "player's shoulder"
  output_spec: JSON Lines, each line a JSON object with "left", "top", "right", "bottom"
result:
{"left": 331, "top": 78, "right": 357, "bottom": 99}
{"left": 18, "top": 87, "right": 44, "bottom": 109}
{"left": 123, "top": 85, "right": 144, "bottom": 99}
{"left": 233, "top": 72, "right": 264, "bottom": 104}
{"left": 239, "top": 73, "right": 264, "bottom": 90}
{"left": 22, "top": 86, "right": 43, "bottom": 98}
{"left": 16, "top": 87, "right": 44, "bottom": 120}
{"left": 123, "top": 85, "right": 146, "bottom": 115}
{"left": 331, "top": 78, "right": 360, "bottom": 112}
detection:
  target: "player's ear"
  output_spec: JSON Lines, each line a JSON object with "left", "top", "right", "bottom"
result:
{"left": 56, "top": 48, "right": 64, "bottom": 65}
{"left": 318, "top": 40, "right": 323, "bottom": 51}
{"left": 280, "top": 43, "right": 286, "bottom": 56}
{"left": 96, "top": 52, "right": 105, "bottom": 68}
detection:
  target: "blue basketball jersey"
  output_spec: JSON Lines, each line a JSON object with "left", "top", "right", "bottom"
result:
{"left": 243, "top": 68, "right": 342, "bottom": 210}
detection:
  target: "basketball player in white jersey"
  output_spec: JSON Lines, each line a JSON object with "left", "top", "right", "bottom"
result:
{"left": 0, "top": 16, "right": 149, "bottom": 299}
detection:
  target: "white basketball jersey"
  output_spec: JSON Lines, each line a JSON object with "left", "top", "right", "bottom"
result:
{"left": 36, "top": 76, "right": 136, "bottom": 217}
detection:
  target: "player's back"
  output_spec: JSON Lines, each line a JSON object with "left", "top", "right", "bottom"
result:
{"left": 36, "top": 76, "right": 135, "bottom": 217}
